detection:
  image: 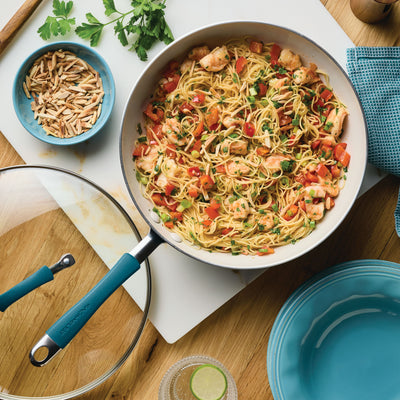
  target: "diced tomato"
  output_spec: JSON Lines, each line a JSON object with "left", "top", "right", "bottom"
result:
{"left": 165, "top": 183, "right": 176, "bottom": 196}
{"left": 331, "top": 164, "right": 341, "bottom": 178}
{"left": 299, "top": 200, "right": 306, "bottom": 212}
{"left": 320, "top": 143, "right": 333, "bottom": 159}
{"left": 191, "top": 92, "right": 206, "bottom": 105}
{"left": 306, "top": 171, "right": 319, "bottom": 183}
{"left": 199, "top": 175, "right": 215, "bottom": 190}
{"left": 236, "top": 56, "right": 247, "bottom": 74}
{"left": 190, "top": 139, "right": 202, "bottom": 153}
{"left": 146, "top": 123, "right": 163, "bottom": 141}
{"left": 209, "top": 198, "right": 221, "bottom": 210}
{"left": 202, "top": 219, "right": 213, "bottom": 226}
{"left": 249, "top": 40, "right": 263, "bottom": 54}
{"left": 164, "top": 221, "right": 174, "bottom": 229}
{"left": 256, "top": 246, "right": 275, "bottom": 256}
{"left": 144, "top": 104, "right": 164, "bottom": 123}
{"left": 188, "top": 166, "right": 201, "bottom": 177}
{"left": 244, "top": 122, "right": 256, "bottom": 137}
{"left": 257, "top": 82, "right": 267, "bottom": 97}
{"left": 188, "top": 187, "right": 199, "bottom": 198}
{"left": 322, "top": 105, "right": 333, "bottom": 118}
{"left": 163, "top": 60, "right": 179, "bottom": 78}
{"left": 270, "top": 43, "right": 281, "bottom": 66}
{"left": 283, "top": 204, "right": 299, "bottom": 221}
{"left": 170, "top": 211, "right": 183, "bottom": 221}
{"left": 205, "top": 206, "right": 219, "bottom": 220}
{"left": 165, "top": 143, "right": 177, "bottom": 159}
{"left": 205, "top": 108, "right": 219, "bottom": 127}
{"left": 295, "top": 174, "right": 308, "bottom": 187}
{"left": 162, "top": 74, "right": 180, "bottom": 93}
{"left": 334, "top": 143, "right": 350, "bottom": 167}
{"left": 316, "top": 163, "right": 332, "bottom": 180}
{"left": 256, "top": 146, "right": 270, "bottom": 156}
{"left": 320, "top": 88, "right": 333, "bottom": 102}
{"left": 152, "top": 193, "right": 166, "bottom": 206}
{"left": 215, "top": 165, "right": 226, "bottom": 174}
{"left": 311, "top": 140, "right": 321, "bottom": 150}
{"left": 193, "top": 120, "right": 204, "bottom": 137}
{"left": 209, "top": 123, "right": 220, "bottom": 131}
{"left": 287, "top": 135, "right": 297, "bottom": 147}
{"left": 179, "top": 102, "right": 194, "bottom": 113}
{"left": 132, "top": 143, "right": 149, "bottom": 157}
{"left": 221, "top": 228, "right": 233, "bottom": 235}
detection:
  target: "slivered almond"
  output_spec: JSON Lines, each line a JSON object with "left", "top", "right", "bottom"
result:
{"left": 23, "top": 49, "right": 104, "bottom": 138}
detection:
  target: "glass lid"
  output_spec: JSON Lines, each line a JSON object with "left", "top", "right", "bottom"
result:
{"left": 0, "top": 165, "right": 151, "bottom": 399}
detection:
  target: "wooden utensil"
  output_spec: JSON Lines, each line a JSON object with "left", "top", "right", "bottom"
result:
{"left": 0, "top": 0, "right": 44, "bottom": 56}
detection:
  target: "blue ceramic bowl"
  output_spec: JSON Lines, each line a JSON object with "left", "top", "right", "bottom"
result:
{"left": 267, "top": 259, "right": 400, "bottom": 400}
{"left": 12, "top": 42, "right": 115, "bottom": 145}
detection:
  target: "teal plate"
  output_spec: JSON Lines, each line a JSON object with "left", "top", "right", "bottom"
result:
{"left": 267, "top": 259, "right": 400, "bottom": 400}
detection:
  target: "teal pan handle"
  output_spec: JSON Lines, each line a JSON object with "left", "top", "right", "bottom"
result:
{"left": 30, "top": 230, "right": 163, "bottom": 367}
{"left": 0, "top": 266, "right": 53, "bottom": 312}
{"left": 0, "top": 254, "right": 75, "bottom": 312}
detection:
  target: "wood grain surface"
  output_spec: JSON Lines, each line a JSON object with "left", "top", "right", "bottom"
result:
{"left": 1, "top": 0, "right": 400, "bottom": 398}
{"left": 0, "top": 0, "right": 44, "bottom": 56}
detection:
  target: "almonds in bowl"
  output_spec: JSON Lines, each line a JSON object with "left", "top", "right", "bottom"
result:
{"left": 13, "top": 42, "right": 115, "bottom": 145}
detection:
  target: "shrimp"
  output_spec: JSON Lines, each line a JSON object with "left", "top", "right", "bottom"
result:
{"left": 221, "top": 139, "right": 248, "bottom": 155}
{"left": 199, "top": 46, "right": 230, "bottom": 72}
{"left": 225, "top": 198, "right": 250, "bottom": 220}
{"left": 222, "top": 116, "right": 243, "bottom": 129}
{"left": 226, "top": 160, "right": 250, "bottom": 176}
{"left": 278, "top": 49, "right": 302, "bottom": 71}
{"left": 257, "top": 213, "right": 275, "bottom": 231}
{"left": 325, "top": 107, "right": 349, "bottom": 137}
{"left": 269, "top": 77, "right": 289, "bottom": 89}
{"left": 188, "top": 45, "right": 210, "bottom": 61}
{"left": 305, "top": 202, "right": 325, "bottom": 221}
{"left": 156, "top": 159, "right": 181, "bottom": 190}
{"left": 162, "top": 118, "right": 188, "bottom": 146}
{"left": 136, "top": 146, "right": 159, "bottom": 173}
{"left": 262, "top": 154, "right": 290, "bottom": 172}
{"left": 293, "top": 64, "right": 319, "bottom": 85}
{"left": 180, "top": 58, "right": 194, "bottom": 74}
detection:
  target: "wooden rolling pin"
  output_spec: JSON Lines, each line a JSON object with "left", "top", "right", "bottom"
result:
{"left": 0, "top": 0, "right": 44, "bottom": 56}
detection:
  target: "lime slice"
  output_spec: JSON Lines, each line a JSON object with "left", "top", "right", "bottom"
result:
{"left": 190, "top": 364, "right": 228, "bottom": 400}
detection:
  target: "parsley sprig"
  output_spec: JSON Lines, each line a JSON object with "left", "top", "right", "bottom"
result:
{"left": 38, "top": 0, "right": 76, "bottom": 40}
{"left": 37, "top": 0, "right": 174, "bottom": 61}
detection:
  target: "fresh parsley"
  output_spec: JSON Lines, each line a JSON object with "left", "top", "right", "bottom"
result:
{"left": 37, "top": 0, "right": 76, "bottom": 40}
{"left": 38, "top": 0, "right": 174, "bottom": 61}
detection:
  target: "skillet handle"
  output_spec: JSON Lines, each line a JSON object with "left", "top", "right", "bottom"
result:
{"left": 30, "top": 230, "right": 163, "bottom": 367}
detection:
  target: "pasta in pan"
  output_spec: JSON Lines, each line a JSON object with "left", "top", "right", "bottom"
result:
{"left": 133, "top": 38, "right": 351, "bottom": 256}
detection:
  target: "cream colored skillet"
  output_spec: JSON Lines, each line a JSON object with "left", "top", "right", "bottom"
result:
{"left": 30, "top": 21, "right": 367, "bottom": 366}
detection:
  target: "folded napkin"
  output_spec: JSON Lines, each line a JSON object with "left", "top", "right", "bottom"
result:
{"left": 346, "top": 47, "right": 400, "bottom": 236}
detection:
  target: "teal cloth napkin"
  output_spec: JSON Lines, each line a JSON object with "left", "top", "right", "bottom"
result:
{"left": 346, "top": 47, "right": 400, "bottom": 236}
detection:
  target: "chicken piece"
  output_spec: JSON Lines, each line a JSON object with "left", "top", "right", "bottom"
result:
{"left": 293, "top": 63, "right": 319, "bottom": 85}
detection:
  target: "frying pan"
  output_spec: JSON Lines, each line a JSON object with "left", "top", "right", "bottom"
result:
{"left": 30, "top": 21, "right": 367, "bottom": 366}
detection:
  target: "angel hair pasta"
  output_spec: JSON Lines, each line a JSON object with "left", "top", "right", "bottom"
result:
{"left": 132, "top": 38, "right": 351, "bottom": 256}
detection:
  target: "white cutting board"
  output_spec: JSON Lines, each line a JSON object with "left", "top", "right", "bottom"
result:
{"left": 0, "top": 0, "right": 383, "bottom": 343}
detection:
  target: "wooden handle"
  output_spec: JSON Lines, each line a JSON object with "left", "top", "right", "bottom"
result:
{"left": 0, "top": 0, "right": 44, "bottom": 56}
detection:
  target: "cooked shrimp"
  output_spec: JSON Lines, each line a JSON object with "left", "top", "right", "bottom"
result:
{"left": 180, "top": 58, "right": 194, "bottom": 74}
{"left": 162, "top": 118, "right": 187, "bottom": 146}
{"left": 305, "top": 202, "right": 325, "bottom": 221}
{"left": 222, "top": 116, "right": 243, "bottom": 129}
{"left": 293, "top": 64, "right": 319, "bottom": 85}
{"left": 225, "top": 198, "right": 250, "bottom": 219}
{"left": 222, "top": 139, "right": 248, "bottom": 155}
{"left": 156, "top": 159, "right": 181, "bottom": 189}
{"left": 257, "top": 213, "right": 275, "bottom": 230}
{"left": 188, "top": 45, "right": 210, "bottom": 61}
{"left": 269, "top": 77, "right": 289, "bottom": 89}
{"left": 136, "top": 146, "right": 159, "bottom": 173}
{"left": 226, "top": 160, "right": 250, "bottom": 176}
{"left": 262, "top": 154, "right": 290, "bottom": 172}
{"left": 325, "top": 107, "right": 349, "bottom": 137}
{"left": 199, "top": 46, "right": 230, "bottom": 72}
{"left": 279, "top": 49, "right": 302, "bottom": 71}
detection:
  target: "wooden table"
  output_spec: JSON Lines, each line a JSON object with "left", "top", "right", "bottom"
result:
{"left": 1, "top": 0, "right": 400, "bottom": 398}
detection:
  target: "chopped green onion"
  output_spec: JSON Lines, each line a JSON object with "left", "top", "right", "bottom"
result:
{"left": 249, "top": 87, "right": 258, "bottom": 96}
{"left": 191, "top": 150, "right": 200, "bottom": 158}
